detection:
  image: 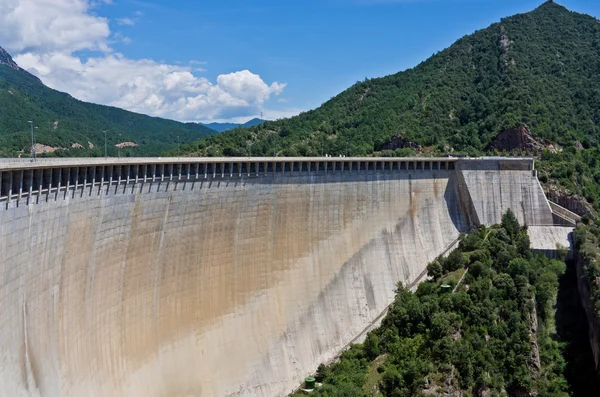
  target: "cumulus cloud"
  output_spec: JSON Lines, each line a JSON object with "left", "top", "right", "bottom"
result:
{"left": 0, "top": 0, "right": 110, "bottom": 53}
{"left": 0, "top": 0, "right": 287, "bottom": 121}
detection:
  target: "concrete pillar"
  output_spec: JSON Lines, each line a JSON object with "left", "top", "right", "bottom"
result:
{"left": 99, "top": 166, "right": 105, "bottom": 194}
{"left": 90, "top": 167, "right": 95, "bottom": 196}
{"left": 73, "top": 167, "right": 79, "bottom": 197}
{"left": 175, "top": 164, "right": 181, "bottom": 190}
{"left": 7, "top": 171, "right": 12, "bottom": 205}
{"left": 29, "top": 169, "right": 34, "bottom": 203}
{"left": 107, "top": 166, "right": 113, "bottom": 195}
{"left": 18, "top": 170, "right": 23, "bottom": 203}
{"left": 117, "top": 166, "right": 122, "bottom": 193}
{"left": 80, "top": 167, "right": 86, "bottom": 198}
{"left": 55, "top": 168, "right": 62, "bottom": 200}
{"left": 64, "top": 168, "right": 70, "bottom": 199}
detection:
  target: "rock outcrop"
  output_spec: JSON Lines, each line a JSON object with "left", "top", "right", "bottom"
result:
{"left": 0, "top": 46, "right": 21, "bottom": 71}
{"left": 115, "top": 141, "right": 138, "bottom": 148}
{"left": 380, "top": 136, "right": 421, "bottom": 151}
{"left": 546, "top": 188, "right": 596, "bottom": 219}
{"left": 490, "top": 126, "right": 539, "bottom": 153}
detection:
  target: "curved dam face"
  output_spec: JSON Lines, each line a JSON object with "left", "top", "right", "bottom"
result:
{"left": 0, "top": 157, "right": 552, "bottom": 397}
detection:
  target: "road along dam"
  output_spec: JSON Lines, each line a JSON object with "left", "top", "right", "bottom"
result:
{"left": 0, "top": 157, "right": 569, "bottom": 397}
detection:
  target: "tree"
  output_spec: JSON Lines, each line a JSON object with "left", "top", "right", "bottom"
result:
{"left": 364, "top": 333, "right": 380, "bottom": 361}
{"left": 427, "top": 261, "right": 443, "bottom": 280}
{"left": 501, "top": 209, "right": 521, "bottom": 239}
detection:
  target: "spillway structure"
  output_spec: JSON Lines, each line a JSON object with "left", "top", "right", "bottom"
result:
{"left": 0, "top": 157, "right": 569, "bottom": 397}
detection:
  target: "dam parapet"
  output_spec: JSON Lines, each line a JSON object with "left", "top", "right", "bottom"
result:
{"left": 2, "top": 156, "right": 536, "bottom": 211}
{"left": 1, "top": 156, "right": 461, "bottom": 208}
{"left": 0, "top": 156, "right": 571, "bottom": 397}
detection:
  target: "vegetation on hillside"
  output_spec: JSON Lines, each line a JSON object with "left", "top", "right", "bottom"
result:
{"left": 179, "top": 2, "right": 600, "bottom": 158}
{"left": 573, "top": 224, "right": 600, "bottom": 317}
{"left": 536, "top": 148, "right": 600, "bottom": 214}
{"left": 0, "top": 53, "right": 216, "bottom": 157}
{"left": 292, "top": 211, "right": 569, "bottom": 396}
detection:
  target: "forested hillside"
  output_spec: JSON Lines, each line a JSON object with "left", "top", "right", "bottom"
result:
{"left": 293, "top": 211, "right": 570, "bottom": 397}
{"left": 0, "top": 47, "right": 216, "bottom": 157}
{"left": 180, "top": 2, "right": 600, "bottom": 157}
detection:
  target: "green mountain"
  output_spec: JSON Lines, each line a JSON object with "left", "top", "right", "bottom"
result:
{"left": 182, "top": 1, "right": 600, "bottom": 157}
{"left": 0, "top": 47, "right": 217, "bottom": 157}
{"left": 202, "top": 118, "right": 266, "bottom": 133}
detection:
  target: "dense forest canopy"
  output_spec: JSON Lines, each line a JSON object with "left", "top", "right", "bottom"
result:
{"left": 0, "top": 49, "right": 216, "bottom": 157}
{"left": 178, "top": 2, "right": 600, "bottom": 158}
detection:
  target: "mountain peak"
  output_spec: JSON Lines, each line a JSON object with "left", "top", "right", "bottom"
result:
{"left": 531, "top": 0, "right": 573, "bottom": 14}
{"left": 0, "top": 46, "right": 21, "bottom": 72}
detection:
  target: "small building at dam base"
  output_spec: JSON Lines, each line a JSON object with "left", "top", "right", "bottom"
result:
{"left": 0, "top": 157, "right": 573, "bottom": 397}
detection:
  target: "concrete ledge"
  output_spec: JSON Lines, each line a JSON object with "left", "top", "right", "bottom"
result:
{"left": 549, "top": 201, "right": 581, "bottom": 223}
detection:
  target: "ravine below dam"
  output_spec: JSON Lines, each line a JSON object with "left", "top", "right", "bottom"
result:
{"left": 0, "top": 157, "right": 576, "bottom": 397}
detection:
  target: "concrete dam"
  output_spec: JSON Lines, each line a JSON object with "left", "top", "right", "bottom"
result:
{"left": 0, "top": 157, "right": 570, "bottom": 397}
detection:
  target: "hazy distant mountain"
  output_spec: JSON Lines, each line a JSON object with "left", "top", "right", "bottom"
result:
{"left": 202, "top": 118, "right": 266, "bottom": 132}
{"left": 0, "top": 45, "right": 217, "bottom": 157}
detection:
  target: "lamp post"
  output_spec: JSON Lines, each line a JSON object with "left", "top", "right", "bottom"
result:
{"left": 177, "top": 136, "right": 180, "bottom": 157}
{"left": 118, "top": 133, "right": 122, "bottom": 158}
{"left": 27, "top": 121, "right": 37, "bottom": 161}
{"left": 103, "top": 130, "right": 107, "bottom": 158}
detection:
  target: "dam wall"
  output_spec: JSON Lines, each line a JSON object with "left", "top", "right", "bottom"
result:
{"left": 456, "top": 159, "right": 554, "bottom": 227}
{"left": 0, "top": 157, "right": 550, "bottom": 397}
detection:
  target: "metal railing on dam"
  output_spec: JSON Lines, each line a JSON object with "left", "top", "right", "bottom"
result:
{"left": 0, "top": 156, "right": 548, "bottom": 397}
{"left": 0, "top": 156, "right": 533, "bottom": 207}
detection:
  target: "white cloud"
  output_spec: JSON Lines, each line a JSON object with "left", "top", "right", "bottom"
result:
{"left": 0, "top": 0, "right": 288, "bottom": 122}
{"left": 0, "top": 0, "right": 110, "bottom": 53}
{"left": 116, "top": 17, "right": 135, "bottom": 26}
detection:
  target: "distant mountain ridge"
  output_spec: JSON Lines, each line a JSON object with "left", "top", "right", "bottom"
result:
{"left": 202, "top": 118, "right": 266, "bottom": 132}
{"left": 181, "top": 1, "right": 600, "bottom": 157}
{"left": 0, "top": 46, "right": 217, "bottom": 157}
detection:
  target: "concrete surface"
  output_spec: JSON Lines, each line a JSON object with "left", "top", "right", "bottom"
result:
{"left": 528, "top": 225, "right": 574, "bottom": 259}
{"left": 0, "top": 157, "right": 556, "bottom": 397}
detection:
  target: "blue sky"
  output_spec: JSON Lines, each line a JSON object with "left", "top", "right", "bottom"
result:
{"left": 2, "top": 0, "right": 599, "bottom": 123}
